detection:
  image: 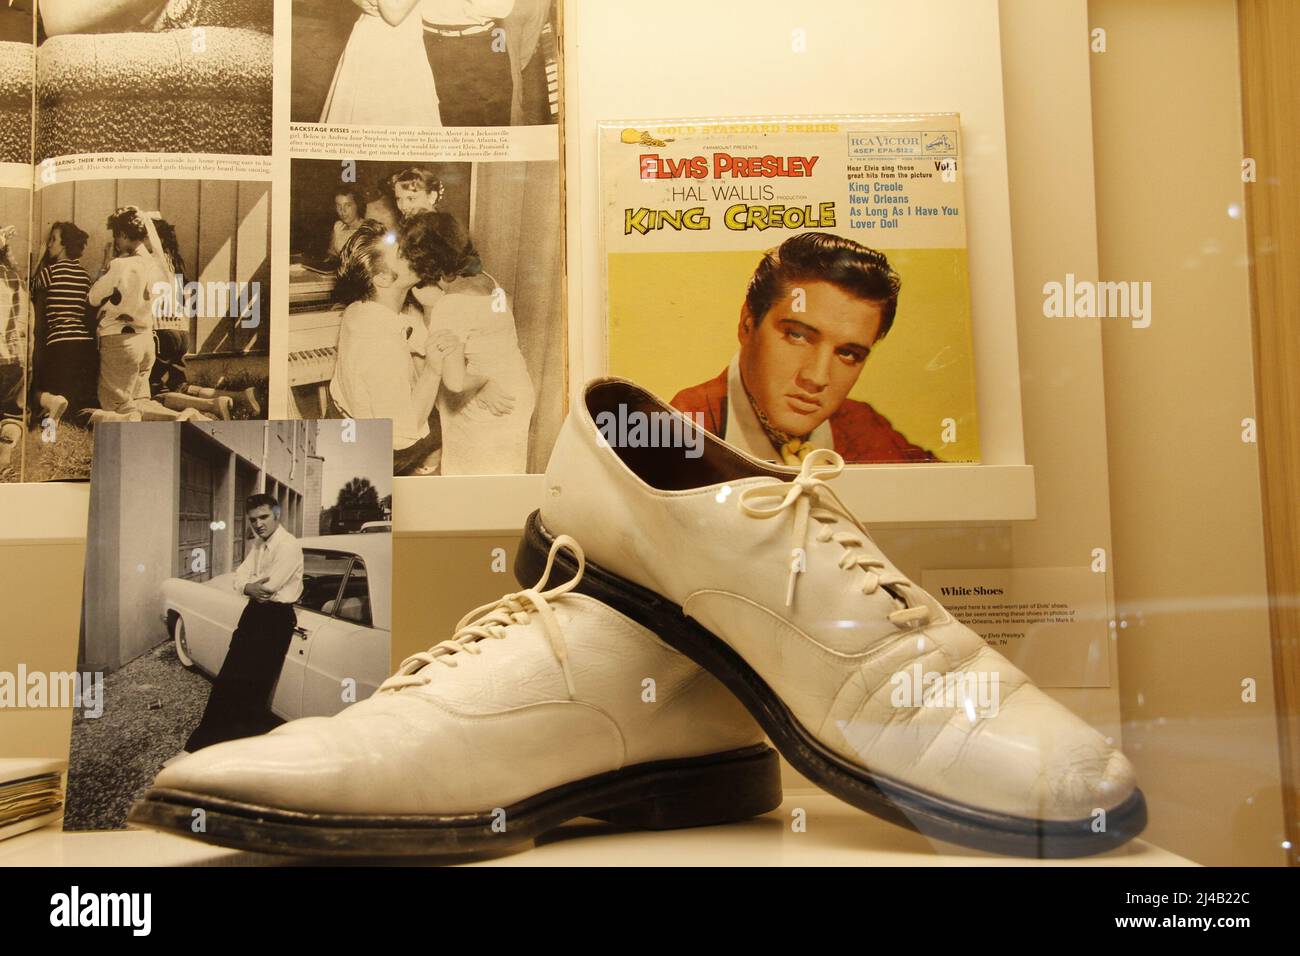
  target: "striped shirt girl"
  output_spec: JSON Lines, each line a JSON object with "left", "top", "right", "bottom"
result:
{"left": 33, "top": 259, "right": 93, "bottom": 346}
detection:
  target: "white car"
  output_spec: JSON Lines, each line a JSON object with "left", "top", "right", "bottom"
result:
{"left": 159, "top": 534, "right": 391, "bottom": 721}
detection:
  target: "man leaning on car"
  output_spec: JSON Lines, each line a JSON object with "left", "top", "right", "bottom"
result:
{"left": 184, "top": 494, "right": 305, "bottom": 753}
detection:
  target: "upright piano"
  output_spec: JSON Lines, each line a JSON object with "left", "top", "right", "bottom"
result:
{"left": 287, "top": 257, "right": 340, "bottom": 419}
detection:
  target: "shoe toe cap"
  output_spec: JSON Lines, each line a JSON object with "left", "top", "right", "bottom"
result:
{"left": 1040, "top": 745, "right": 1138, "bottom": 820}
{"left": 154, "top": 718, "right": 353, "bottom": 812}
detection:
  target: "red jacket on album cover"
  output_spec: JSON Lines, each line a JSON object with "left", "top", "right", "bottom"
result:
{"left": 670, "top": 368, "right": 937, "bottom": 464}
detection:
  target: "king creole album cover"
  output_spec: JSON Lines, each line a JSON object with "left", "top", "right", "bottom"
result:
{"left": 599, "top": 115, "right": 980, "bottom": 466}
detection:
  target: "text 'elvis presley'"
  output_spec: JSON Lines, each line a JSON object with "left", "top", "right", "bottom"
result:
{"left": 626, "top": 152, "right": 832, "bottom": 235}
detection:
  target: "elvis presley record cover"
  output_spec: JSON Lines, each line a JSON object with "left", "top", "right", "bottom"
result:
{"left": 599, "top": 115, "right": 980, "bottom": 465}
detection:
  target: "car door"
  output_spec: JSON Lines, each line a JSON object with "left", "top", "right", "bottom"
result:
{"left": 301, "top": 556, "right": 389, "bottom": 718}
{"left": 273, "top": 549, "right": 351, "bottom": 720}
{"left": 189, "top": 575, "right": 243, "bottom": 676}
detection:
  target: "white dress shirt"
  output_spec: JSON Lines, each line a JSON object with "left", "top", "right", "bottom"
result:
{"left": 233, "top": 525, "right": 304, "bottom": 604}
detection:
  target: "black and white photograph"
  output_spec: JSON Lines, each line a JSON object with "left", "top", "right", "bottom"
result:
{"left": 288, "top": 157, "right": 564, "bottom": 475}
{"left": 65, "top": 417, "right": 394, "bottom": 831}
{"left": 0, "top": 0, "right": 33, "bottom": 165}
{"left": 0, "top": 186, "right": 30, "bottom": 480}
{"left": 25, "top": 177, "right": 271, "bottom": 482}
{"left": 292, "top": 0, "right": 559, "bottom": 128}
{"left": 34, "top": 0, "right": 273, "bottom": 160}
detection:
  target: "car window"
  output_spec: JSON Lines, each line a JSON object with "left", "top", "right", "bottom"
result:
{"left": 297, "top": 551, "right": 349, "bottom": 614}
{"left": 335, "top": 559, "right": 372, "bottom": 626}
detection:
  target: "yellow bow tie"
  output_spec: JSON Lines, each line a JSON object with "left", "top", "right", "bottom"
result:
{"left": 779, "top": 438, "right": 814, "bottom": 466}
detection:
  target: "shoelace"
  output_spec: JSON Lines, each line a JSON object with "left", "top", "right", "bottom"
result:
{"left": 737, "top": 448, "right": 932, "bottom": 628}
{"left": 379, "top": 534, "right": 585, "bottom": 697}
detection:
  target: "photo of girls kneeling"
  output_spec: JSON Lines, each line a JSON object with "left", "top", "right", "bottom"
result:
{"left": 25, "top": 177, "right": 271, "bottom": 481}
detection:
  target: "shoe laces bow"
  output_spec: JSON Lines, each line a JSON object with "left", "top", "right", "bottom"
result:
{"left": 379, "top": 534, "right": 586, "bottom": 697}
{"left": 737, "top": 448, "right": 931, "bottom": 628}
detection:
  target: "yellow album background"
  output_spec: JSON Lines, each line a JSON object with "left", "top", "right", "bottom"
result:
{"left": 607, "top": 245, "right": 980, "bottom": 463}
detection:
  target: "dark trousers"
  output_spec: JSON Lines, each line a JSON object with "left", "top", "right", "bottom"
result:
{"left": 149, "top": 329, "right": 189, "bottom": 396}
{"left": 184, "top": 599, "right": 296, "bottom": 753}
{"left": 34, "top": 339, "right": 99, "bottom": 416}
{"left": 327, "top": 390, "right": 442, "bottom": 476}
{"left": 394, "top": 424, "right": 442, "bottom": 475}
{"left": 517, "top": 32, "right": 553, "bottom": 125}
{"left": 0, "top": 361, "right": 21, "bottom": 423}
{"left": 423, "top": 30, "right": 513, "bottom": 127}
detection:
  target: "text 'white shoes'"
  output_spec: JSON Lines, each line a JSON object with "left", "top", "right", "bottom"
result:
{"left": 129, "top": 535, "right": 781, "bottom": 858}
{"left": 520, "top": 378, "right": 1147, "bottom": 857}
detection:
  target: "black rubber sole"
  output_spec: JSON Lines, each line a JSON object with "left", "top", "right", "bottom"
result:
{"left": 126, "top": 744, "right": 781, "bottom": 859}
{"left": 518, "top": 511, "right": 1148, "bottom": 859}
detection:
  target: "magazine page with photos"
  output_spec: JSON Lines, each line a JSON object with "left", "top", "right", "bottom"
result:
{"left": 600, "top": 114, "right": 980, "bottom": 466}
{"left": 23, "top": 0, "right": 274, "bottom": 481}
{"left": 64, "top": 417, "right": 394, "bottom": 831}
{"left": 286, "top": 0, "right": 566, "bottom": 478}
{"left": 3, "top": 1, "right": 567, "bottom": 481}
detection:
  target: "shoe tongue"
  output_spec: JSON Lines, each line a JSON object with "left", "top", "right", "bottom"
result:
{"left": 879, "top": 582, "right": 910, "bottom": 614}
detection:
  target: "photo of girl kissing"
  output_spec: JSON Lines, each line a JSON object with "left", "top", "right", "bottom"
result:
{"left": 328, "top": 212, "right": 533, "bottom": 476}
{"left": 288, "top": 157, "right": 563, "bottom": 477}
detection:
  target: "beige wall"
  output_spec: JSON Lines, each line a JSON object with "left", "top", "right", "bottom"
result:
{"left": 1089, "top": 0, "right": 1285, "bottom": 865}
{"left": 392, "top": 534, "right": 529, "bottom": 666}
{"left": 0, "top": 540, "right": 83, "bottom": 762}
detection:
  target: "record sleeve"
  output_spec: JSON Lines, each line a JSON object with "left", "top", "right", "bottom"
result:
{"left": 599, "top": 115, "right": 980, "bottom": 465}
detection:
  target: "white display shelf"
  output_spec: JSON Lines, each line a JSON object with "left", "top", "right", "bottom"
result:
{"left": 0, "top": 482, "right": 92, "bottom": 542}
{"left": 1, "top": 792, "right": 1188, "bottom": 866}
{"left": 392, "top": 465, "right": 1037, "bottom": 536}
{"left": 0, "top": 464, "right": 1034, "bottom": 542}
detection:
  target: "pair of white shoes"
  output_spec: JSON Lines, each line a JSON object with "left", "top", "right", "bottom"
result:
{"left": 131, "top": 379, "right": 1145, "bottom": 859}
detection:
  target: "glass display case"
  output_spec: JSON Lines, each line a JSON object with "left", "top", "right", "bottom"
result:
{"left": 0, "top": 0, "right": 1295, "bottom": 891}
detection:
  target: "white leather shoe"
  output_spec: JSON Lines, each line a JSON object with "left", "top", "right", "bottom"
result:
{"left": 129, "top": 534, "right": 780, "bottom": 858}
{"left": 520, "top": 378, "right": 1147, "bottom": 857}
